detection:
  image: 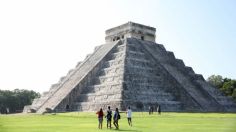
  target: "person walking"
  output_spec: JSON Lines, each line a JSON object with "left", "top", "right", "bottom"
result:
{"left": 105, "top": 106, "right": 112, "bottom": 129}
{"left": 113, "top": 108, "right": 120, "bottom": 129}
{"left": 96, "top": 108, "right": 104, "bottom": 129}
{"left": 126, "top": 106, "right": 132, "bottom": 126}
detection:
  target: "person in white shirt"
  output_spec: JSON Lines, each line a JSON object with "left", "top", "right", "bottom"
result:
{"left": 126, "top": 106, "right": 132, "bottom": 126}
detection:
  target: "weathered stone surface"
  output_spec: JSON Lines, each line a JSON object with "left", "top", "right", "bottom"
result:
{"left": 24, "top": 22, "right": 236, "bottom": 113}
{"left": 105, "top": 22, "right": 156, "bottom": 43}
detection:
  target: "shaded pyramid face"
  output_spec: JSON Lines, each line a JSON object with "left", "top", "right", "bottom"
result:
{"left": 122, "top": 38, "right": 236, "bottom": 112}
{"left": 24, "top": 38, "right": 236, "bottom": 113}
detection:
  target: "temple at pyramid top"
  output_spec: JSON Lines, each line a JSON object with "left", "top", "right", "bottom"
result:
{"left": 105, "top": 22, "right": 156, "bottom": 43}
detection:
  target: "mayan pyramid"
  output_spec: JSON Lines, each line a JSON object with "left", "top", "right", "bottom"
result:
{"left": 24, "top": 22, "right": 236, "bottom": 113}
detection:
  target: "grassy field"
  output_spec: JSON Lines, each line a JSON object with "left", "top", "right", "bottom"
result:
{"left": 0, "top": 112, "right": 236, "bottom": 132}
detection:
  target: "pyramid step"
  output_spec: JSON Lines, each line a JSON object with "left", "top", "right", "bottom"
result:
{"left": 156, "top": 101, "right": 182, "bottom": 111}
{"left": 162, "top": 64, "right": 220, "bottom": 110}
{"left": 134, "top": 94, "right": 175, "bottom": 102}
{"left": 97, "top": 64, "right": 124, "bottom": 76}
{"left": 126, "top": 58, "right": 154, "bottom": 68}
{"left": 81, "top": 83, "right": 123, "bottom": 95}
{"left": 124, "top": 91, "right": 175, "bottom": 100}
{"left": 124, "top": 74, "right": 161, "bottom": 80}
{"left": 83, "top": 86, "right": 122, "bottom": 95}
{"left": 127, "top": 50, "right": 145, "bottom": 55}
{"left": 145, "top": 41, "right": 167, "bottom": 52}
{"left": 91, "top": 82, "right": 122, "bottom": 88}
{"left": 97, "top": 74, "right": 123, "bottom": 81}
{"left": 166, "top": 51, "right": 176, "bottom": 60}
{"left": 185, "top": 66, "right": 195, "bottom": 75}
{"left": 127, "top": 50, "right": 144, "bottom": 55}
{"left": 195, "top": 80, "right": 224, "bottom": 96}
{"left": 127, "top": 58, "right": 152, "bottom": 63}
{"left": 105, "top": 50, "right": 125, "bottom": 61}
{"left": 217, "top": 97, "right": 236, "bottom": 105}
{"left": 125, "top": 65, "right": 154, "bottom": 71}
{"left": 127, "top": 51, "right": 147, "bottom": 60}
{"left": 124, "top": 83, "right": 165, "bottom": 89}
{"left": 77, "top": 93, "right": 122, "bottom": 102}
{"left": 74, "top": 101, "right": 122, "bottom": 111}
{"left": 123, "top": 100, "right": 182, "bottom": 111}
{"left": 113, "top": 44, "right": 125, "bottom": 52}
{"left": 175, "top": 59, "right": 185, "bottom": 67}
{"left": 124, "top": 69, "right": 159, "bottom": 75}
{"left": 132, "top": 39, "right": 169, "bottom": 63}
{"left": 135, "top": 91, "right": 172, "bottom": 96}
{"left": 81, "top": 83, "right": 122, "bottom": 94}
{"left": 103, "top": 59, "right": 125, "bottom": 68}
{"left": 126, "top": 43, "right": 140, "bottom": 52}
{"left": 94, "top": 74, "right": 123, "bottom": 84}
{"left": 124, "top": 80, "right": 161, "bottom": 85}
{"left": 195, "top": 80, "right": 236, "bottom": 108}
{"left": 142, "top": 100, "right": 181, "bottom": 105}
{"left": 194, "top": 74, "right": 204, "bottom": 80}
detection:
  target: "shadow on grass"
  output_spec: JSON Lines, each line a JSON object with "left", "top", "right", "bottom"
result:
{"left": 109, "top": 129, "right": 141, "bottom": 132}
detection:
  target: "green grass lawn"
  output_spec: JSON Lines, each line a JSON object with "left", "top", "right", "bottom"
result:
{"left": 0, "top": 112, "right": 236, "bottom": 132}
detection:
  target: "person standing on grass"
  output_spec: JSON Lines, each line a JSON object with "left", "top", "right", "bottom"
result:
{"left": 126, "top": 106, "right": 132, "bottom": 126}
{"left": 157, "top": 104, "right": 161, "bottom": 115}
{"left": 96, "top": 108, "right": 104, "bottom": 129}
{"left": 113, "top": 108, "right": 120, "bottom": 129}
{"left": 105, "top": 106, "right": 112, "bottom": 129}
{"left": 6, "top": 108, "right": 9, "bottom": 114}
{"left": 149, "top": 106, "right": 151, "bottom": 115}
{"left": 149, "top": 106, "right": 153, "bottom": 115}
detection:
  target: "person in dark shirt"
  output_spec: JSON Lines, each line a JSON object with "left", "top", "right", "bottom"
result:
{"left": 105, "top": 106, "right": 112, "bottom": 129}
{"left": 113, "top": 108, "right": 120, "bottom": 129}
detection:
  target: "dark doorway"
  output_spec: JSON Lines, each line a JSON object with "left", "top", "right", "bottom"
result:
{"left": 141, "top": 36, "right": 144, "bottom": 40}
{"left": 66, "top": 104, "right": 70, "bottom": 111}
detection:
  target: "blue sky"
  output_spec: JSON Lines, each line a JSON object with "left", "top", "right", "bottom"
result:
{"left": 0, "top": 0, "right": 235, "bottom": 92}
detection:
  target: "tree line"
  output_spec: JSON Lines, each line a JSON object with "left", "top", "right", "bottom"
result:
{"left": 207, "top": 75, "right": 236, "bottom": 100}
{"left": 0, "top": 89, "right": 40, "bottom": 114}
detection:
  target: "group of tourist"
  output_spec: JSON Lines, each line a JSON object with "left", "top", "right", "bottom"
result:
{"left": 149, "top": 105, "right": 161, "bottom": 115}
{"left": 96, "top": 106, "right": 132, "bottom": 129}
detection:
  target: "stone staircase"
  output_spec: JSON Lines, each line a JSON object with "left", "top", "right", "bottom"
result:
{"left": 24, "top": 41, "right": 120, "bottom": 113}
{"left": 74, "top": 42, "right": 126, "bottom": 111}
{"left": 74, "top": 39, "right": 183, "bottom": 111}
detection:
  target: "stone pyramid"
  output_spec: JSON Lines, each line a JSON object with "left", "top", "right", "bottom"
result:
{"left": 24, "top": 22, "right": 236, "bottom": 113}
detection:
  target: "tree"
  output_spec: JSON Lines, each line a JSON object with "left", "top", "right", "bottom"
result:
{"left": 0, "top": 89, "right": 40, "bottom": 114}
{"left": 207, "top": 75, "right": 223, "bottom": 88}
{"left": 232, "top": 89, "right": 236, "bottom": 100}
{"left": 221, "top": 81, "right": 234, "bottom": 96}
{"left": 207, "top": 75, "right": 236, "bottom": 101}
